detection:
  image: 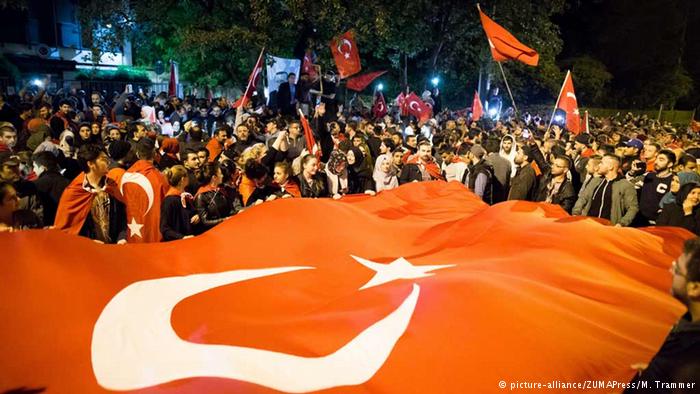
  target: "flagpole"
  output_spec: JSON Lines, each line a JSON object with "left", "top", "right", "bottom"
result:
{"left": 496, "top": 61, "right": 519, "bottom": 118}
{"left": 546, "top": 69, "right": 570, "bottom": 134}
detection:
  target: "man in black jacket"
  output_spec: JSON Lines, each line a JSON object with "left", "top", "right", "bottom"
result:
{"left": 534, "top": 154, "right": 577, "bottom": 213}
{"left": 624, "top": 237, "right": 700, "bottom": 392}
{"left": 507, "top": 144, "right": 537, "bottom": 201}
{"left": 276, "top": 73, "right": 297, "bottom": 117}
{"left": 32, "top": 151, "right": 70, "bottom": 226}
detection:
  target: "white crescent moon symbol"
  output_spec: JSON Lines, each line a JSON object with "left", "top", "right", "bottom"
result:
{"left": 409, "top": 101, "right": 421, "bottom": 112}
{"left": 119, "top": 172, "right": 155, "bottom": 214}
{"left": 337, "top": 38, "right": 352, "bottom": 55}
{"left": 92, "top": 267, "right": 420, "bottom": 393}
{"left": 566, "top": 92, "right": 577, "bottom": 101}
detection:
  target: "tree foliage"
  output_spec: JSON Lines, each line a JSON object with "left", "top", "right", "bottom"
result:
{"left": 78, "top": 0, "right": 581, "bottom": 107}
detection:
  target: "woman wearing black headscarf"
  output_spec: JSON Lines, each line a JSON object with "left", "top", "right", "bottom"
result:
{"left": 346, "top": 146, "right": 375, "bottom": 195}
{"left": 657, "top": 182, "right": 700, "bottom": 234}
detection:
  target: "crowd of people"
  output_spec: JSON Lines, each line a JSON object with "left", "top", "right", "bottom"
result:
{"left": 1, "top": 78, "right": 700, "bottom": 241}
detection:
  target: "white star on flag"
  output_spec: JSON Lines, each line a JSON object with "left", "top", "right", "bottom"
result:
{"left": 344, "top": 53, "right": 350, "bottom": 59}
{"left": 127, "top": 218, "right": 144, "bottom": 238}
{"left": 351, "top": 255, "right": 455, "bottom": 290}
{"left": 573, "top": 109, "right": 579, "bottom": 115}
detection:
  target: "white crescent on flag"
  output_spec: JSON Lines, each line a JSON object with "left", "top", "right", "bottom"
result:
{"left": 119, "top": 172, "right": 155, "bottom": 214}
{"left": 338, "top": 38, "right": 353, "bottom": 59}
{"left": 409, "top": 101, "right": 421, "bottom": 112}
{"left": 566, "top": 92, "right": 577, "bottom": 102}
{"left": 92, "top": 265, "right": 421, "bottom": 392}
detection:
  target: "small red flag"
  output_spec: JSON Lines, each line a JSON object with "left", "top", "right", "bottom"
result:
{"left": 234, "top": 48, "right": 265, "bottom": 108}
{"left": 302, "top": 50, "right": 318, "bottom": 79}
{"left": 555, "top": 70, "right": 581, "bottom": 134}
{"left": 478, "top": 6, "right": 539, "bottom": 66}
{"left": 471, "top": 91, "right": 484, "bottom": 122}
{"left": 121, "top": 159, "right": 169, "bottom": 243}
{"left": 372, "top": 92, "right": 388, "bottom": 119}
{"left": 405, "top": 92, "right": 432, "bottom": 122}
{"left": 396, "top": 92, "right": 408, "bottom": 116}
{"left": 167, "top": 60, "right": 178, "bottom": 97}
{"left": 346, "top": 70, "right": 387, "bottom": 92}
{"left": 330, "top": 31, "right": 361, "bottom": 79}
{"left": 299, "top": 109, "right": 321, "bottom": 160}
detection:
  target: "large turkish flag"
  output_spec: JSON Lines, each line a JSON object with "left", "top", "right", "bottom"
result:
{"left": 1, "top": 182, "right": 689, "bottom": 393}
{"left": 478, "top": 6, "right": 539, "bottom": 66}
{"left": 556, "top": 70, "right": 581, "bottom": 134}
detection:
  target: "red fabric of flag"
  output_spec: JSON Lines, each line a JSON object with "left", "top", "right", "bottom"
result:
{"left": 302, "top": 50, "right": 318, "bottom": 79}
{"left": 346, "top": 71, "right": 387, "bottom": 92}
{"left": 405, "top": 92, "right": 432, "bottom": 122}
{"left": 471, "top": 91, "right": 484, "bottom": 121}
{"left": 556, "top": 71, "right": 581, "bottom": 134}
{"left": 299, "top": 110, "right": 320, "bottom": 159}
{"left": 234, "top": 48, "right": 265, "bottom": 109}
{"left": 1, "top": 182, "right": 690, "bottom": 393}
{"left": 330, "top": 30, "right": 361, "bottom": 79}
{"left": 478, "top": 7, "right": 539, "bottom": 66}
{"left": 167, "top": 61, "right": 178, "bottom": 97}
{"left": 372, "top": 92, "right": 387, "bottom": 119}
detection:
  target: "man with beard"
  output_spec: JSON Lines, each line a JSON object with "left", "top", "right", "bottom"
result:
{"left": 636, "top": 149, "right": 676, "bottom": 226}
{"left": 507, "top": 144, "right": 537, "bottom": 201}
{"left": 624, "top": 238, "right": 700, "bottom": 391}
{"left": 534, "top": 155, "right": 577, "bottom": 214}
{"left": 399, "top": 140, "right": 443, "bottom": 184}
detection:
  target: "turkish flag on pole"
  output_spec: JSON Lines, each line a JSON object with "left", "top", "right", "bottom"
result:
{"left": 405, "top": 92, "right": 432, "bottom": 122}
{"left": 234, "top": 47, "right": 265, "bottom": 108}
{"left": 372, "top": 92, "right": 388, "bottom": 119}
{"left": 346, "top": 70, "right": 387, "bottom": 92}
{"left": 471, "top": 91, "right": 484, "bottom": 122}
{"left": 478, "top": 5, "right": 539, "bottom": 66}
{"left": 298, "top": 109, "right": 321, "bottom": 159}
{"left": 121, "top": 159, "right": 169, "bottom": 243}
{"left": 555, "top": 70, "right": 581, "bottom": 134}
{"left": 330, "top": 30, "right": 361, "bottom": 79}
{"left": 167, "top": 60, "right": 178, "bottom": 97}
{"left": 302, "top": 49, "right": 318, "bottom": 79}
{"left": 0, "top": 182, "right": 689, "bottom": 393}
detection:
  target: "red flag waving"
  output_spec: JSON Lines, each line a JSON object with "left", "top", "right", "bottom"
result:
{"left": 167, "top": 60, "right": 178, "bottom": 97}
{"left": 372, "top": 92, "right": 388, "bottom": 119}
{"left": 471, "top": 91, "right": 484, "bottom": 122}
{"left": 298, "top": 109, "right": 321, "bottom": 159}
{"left": 234, "top": 48, "right": 265, "bottom": 109}
{"left": 405, "top": 92, "right": 432, "bottom": 122}
{"left": 121, "top": 159, "right": 168, "bottom": 243}
{"left": 478, "top": 5, "right": 539, "bottom": 66}
{"left": 330, "top": 30, "right": 361, "bottom": 79}
{"left": 556, "top": 70, "right": 581, "bottom": 134}
{"left": 1, "top": 182, "right": 690, "bottom": 393}
{"left": 346, "top": 70, "right": 387, "bottom": 92}
{"left": 302, "top": 49, "right": 318, "bottom": 79}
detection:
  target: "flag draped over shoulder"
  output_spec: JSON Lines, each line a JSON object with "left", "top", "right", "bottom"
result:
{"left": 121, "top": 159, "right": 169, "bottom": 243}
{"left": 330, "top": 30, "right": 361, "bottom": 79}
{"left": 53, "top": 172, "right": 120, "bottom": 235}
{"left": 478, "top": 6, "right": 539, "bottom": 66}
{"left": 0, "top": 182, "right": 689, "bottom": 393}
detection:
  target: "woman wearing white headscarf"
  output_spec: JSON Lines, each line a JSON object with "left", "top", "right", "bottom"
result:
{"left": 373, "top": 153, "right": 398, "bottom": 192}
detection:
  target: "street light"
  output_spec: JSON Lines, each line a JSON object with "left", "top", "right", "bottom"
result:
{"left": 32, "top": 79, "right": 43, "bottom": 88}
{"left": 377, "top": 83, "right": 384, "bottom": 91}
{"left": 431, "top": 77, "right": 440, "bottom": 87}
